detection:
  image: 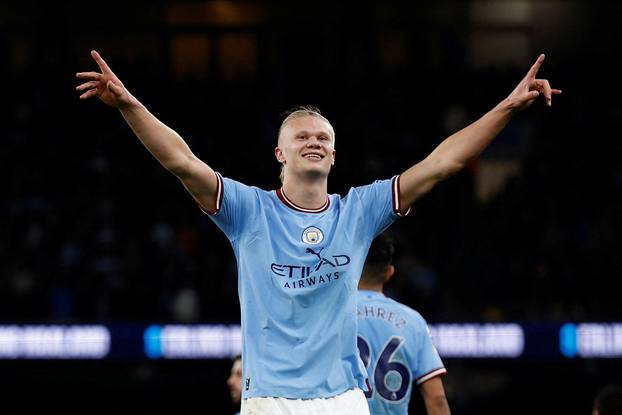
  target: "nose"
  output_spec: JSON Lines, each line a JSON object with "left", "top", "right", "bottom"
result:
{"left": 306, "top": 137, "right": 321, "bottom": 147}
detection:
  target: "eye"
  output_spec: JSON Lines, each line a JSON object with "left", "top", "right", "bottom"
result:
{"left": 319, "top": 136, "right": 329, "bottom": 141}
{"left": 296, "top": 134, "right": 306, "bottom": 140}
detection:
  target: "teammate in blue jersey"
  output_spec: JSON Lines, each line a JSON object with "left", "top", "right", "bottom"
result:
{"left": 76, "top": 50, "right": 559, "bottom": 414}
{"left": 357, "top": 233, "right": 450, "bottom": 415}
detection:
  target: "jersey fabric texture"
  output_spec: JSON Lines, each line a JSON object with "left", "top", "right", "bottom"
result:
{"left": 356, "top": 290, "right": 446, "bottom": 415}
{"left": 206, "top": 173, "right": 409, "bottom": 399}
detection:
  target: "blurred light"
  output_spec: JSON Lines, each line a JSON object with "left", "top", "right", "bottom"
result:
{"left": 166, "top": 1, "right": 265, "bottom": 26}
{"left": 170, "top": 34, "right": 211, "bottom": 80}
{"left": 429, "top": 324, "right": 524, "bottom": 358}
{"left": 144, "top": 325, "right": 163, "bottom": 359}
{"left": 559, "top": 323, "right": 577, "bottom": 358}
{"left": 144, "top": 324, "right": 241, "bottom": 359}
{"left": 572, "top": 323, "right": 622, "bottom": 358}
{"left": 0, "top": 325, "right": 110, "bottom": 359}
{"left": 470, "top": 0, "right": 531, "bottom": 25}
{"left": 4, "top": 323, "right": 620, "bottom": 360}
{"left": 468, "top": 0, "right": 531, "bottom": 67}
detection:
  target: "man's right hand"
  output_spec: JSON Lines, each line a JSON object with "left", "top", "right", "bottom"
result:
{"left": 76, "top": 50, "right": 133, "bottom": 108}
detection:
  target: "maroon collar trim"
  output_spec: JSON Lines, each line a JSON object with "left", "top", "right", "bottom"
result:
{"left": 276, "top": 188, "right": 330, "bottom": 213}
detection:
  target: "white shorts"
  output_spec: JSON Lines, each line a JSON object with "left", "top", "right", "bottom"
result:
{"left": 241, "top": 388, "right": 370, "bottom": 415}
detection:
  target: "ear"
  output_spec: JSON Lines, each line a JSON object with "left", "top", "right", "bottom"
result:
{"left": 331, "top": 149, "right": 336, "bottom": 166}
{"left": 275, "top": 147, "right": 286, "bottom": 164}
{"left": 384, "top": 264, "right": 395, "bottom": 283}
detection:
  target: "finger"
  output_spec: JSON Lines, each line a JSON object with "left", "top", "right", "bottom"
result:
{"left": 107, "top": 81, "right": 124, "bottom": 97}
{"left": 522, "top": 90, "right": 540, "bottom": 108}
{"left": 91, "top": 50, "right": 113, "bottom": 74}
{"left": 548, "top": 89, "right": 562, "bottom": 106}
{"left": 537, "top": 79, "right": 553, "bottom": 106}
{"left": 76, "top": 71, "right": 101, "bottom": 80}
{"left": 76, "top": 81, "right": 98, "bottom": 91}
{"left": 79, "top": 88, "right": 99, "bottom": 100}
{"left": 526, "top": 53, "right": 545, "bottom": 79}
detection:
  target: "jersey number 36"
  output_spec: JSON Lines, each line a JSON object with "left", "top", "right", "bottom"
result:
{"left": 357, "top": 336, "right": 411, "bottom": 402}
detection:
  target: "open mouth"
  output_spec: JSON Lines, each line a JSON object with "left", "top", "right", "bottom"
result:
{"left": 302, "top": 153, "right": 324, "bottom": 161}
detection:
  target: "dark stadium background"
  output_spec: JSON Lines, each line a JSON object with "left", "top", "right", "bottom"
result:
{"left": 2, "top": 1, "right": 621, "bottom": 414}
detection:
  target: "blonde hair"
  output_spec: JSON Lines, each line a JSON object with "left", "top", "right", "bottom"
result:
{"left": 277, "top": 106, "right": 335, "bottom": 183}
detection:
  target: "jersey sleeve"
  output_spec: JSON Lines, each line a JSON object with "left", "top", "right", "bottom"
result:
{"left": 200, "top": 173, "right": 258, "bottom": 242}
{"left": 352, "top": 175, "right": 412, "bottom": 238}
{"left": 411, "top": 313, "right": 447, "bottom": 385}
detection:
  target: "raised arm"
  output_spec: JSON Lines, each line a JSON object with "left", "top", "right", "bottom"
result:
{"left": 398, "top": 54, "right": 561, "bottom": 210}
{"left": 76, "top": 50, "right": 219, "bottom": 213}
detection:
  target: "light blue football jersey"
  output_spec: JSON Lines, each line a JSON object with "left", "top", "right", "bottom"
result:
{"left": 357, "top": 290, "right": 446, "bottom": 415}
{"left": 206, "top": 173, "right": 409, "bottom": 399}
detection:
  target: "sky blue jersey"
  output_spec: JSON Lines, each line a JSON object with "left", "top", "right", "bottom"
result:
{"left": 206, "top": 173, "right": 409, "bottom": 399}
{"left": 357, "top": 290, "right": 446, "bottom": 415}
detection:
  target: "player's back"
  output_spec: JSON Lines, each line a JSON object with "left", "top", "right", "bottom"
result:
{"left": 357, "top": 290, "right": 446, "bottom": 415}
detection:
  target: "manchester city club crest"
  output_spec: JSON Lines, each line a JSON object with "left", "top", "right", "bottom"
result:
{"left": 302, "top": 226, "right": 324, "bottom": 245}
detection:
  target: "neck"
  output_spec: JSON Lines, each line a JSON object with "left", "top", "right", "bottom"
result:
{"left": 281, "top": 173, "right": 328, "bottom": 209}
{"left": 358, "top": 280, "right": 384, "bottom": 293}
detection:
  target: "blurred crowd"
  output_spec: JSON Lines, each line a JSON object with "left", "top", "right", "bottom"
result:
{"left": 2, "top": 2, "right": 621, "bottom": 325}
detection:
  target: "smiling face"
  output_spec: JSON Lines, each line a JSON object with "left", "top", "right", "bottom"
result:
{"left": 275, "top": 115, "right": 336, "bottom": 182}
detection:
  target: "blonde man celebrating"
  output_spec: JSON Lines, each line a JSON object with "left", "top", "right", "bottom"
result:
{"left": 76, "top": 51, "right": 559, "bottom": 415}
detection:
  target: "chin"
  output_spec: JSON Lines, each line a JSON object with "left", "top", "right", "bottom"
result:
{"left": 304, "top": 164, "right": 331, "bottom": 178}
